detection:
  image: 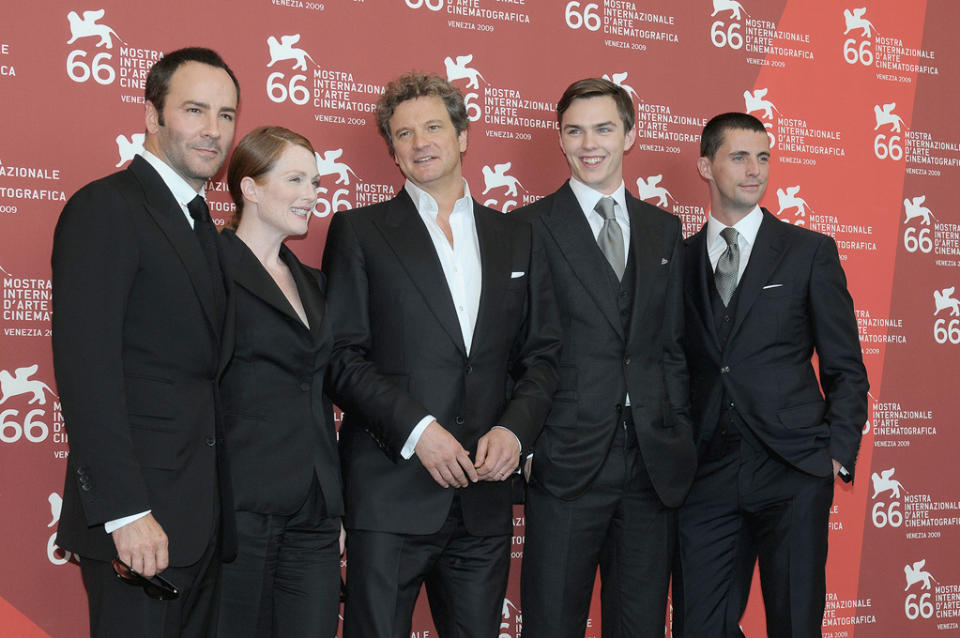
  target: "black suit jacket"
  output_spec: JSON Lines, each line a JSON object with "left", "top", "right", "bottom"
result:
{"left": 683, "top": 209, "right": 868, "bottom": 477}
{"left": 52, "top": 155, "right": 234, "bottom": 564}
{"left": 516, "top": 183, "right": 696, "bottom": 508}
{"left": 218, "top": 230, "right": 343, "bottom": 517}
{"left": 322, "top": 190, "right": 560, "bottom": 536}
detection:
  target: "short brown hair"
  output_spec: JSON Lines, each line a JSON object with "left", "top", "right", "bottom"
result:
{"left": 700, "top": 112, "right": 767, "bottom": 159}
{"left": 226, "top": 126, "right": 315, "bottom": 228}
{"left": 145, "top": 47, "right": 239, "bottom": 126}
{"left": 557, "top": 78, "right": 634, "bottom": 131}
{"left": 375, "top": 72, "right": 468, "bottom": 153}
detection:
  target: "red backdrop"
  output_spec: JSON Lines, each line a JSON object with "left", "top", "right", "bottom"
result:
{"left": 1, "top": 1, "right": 958, "bottom": 636}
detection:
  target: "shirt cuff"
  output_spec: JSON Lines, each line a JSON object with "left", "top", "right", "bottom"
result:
{"left": 401, "top": 415, "right": 436, "bottom": 459}
{"left": 105, "top": 510, "right": 151, "bottom": 534}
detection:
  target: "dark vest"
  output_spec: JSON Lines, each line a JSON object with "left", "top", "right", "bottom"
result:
{"left": 705, "top": 256, "right": 759, "bottom": 446}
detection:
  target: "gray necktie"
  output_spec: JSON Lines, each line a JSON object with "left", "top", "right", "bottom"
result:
{"left": 714, "top": 227, "right": 740, "bottom": 306}
{"left": 595, "top": 197, "right": 625, "bottom": 280}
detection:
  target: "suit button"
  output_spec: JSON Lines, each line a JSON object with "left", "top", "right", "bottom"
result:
{"left": 720, "top": 366, "right": 730, "bottom": 374}
{"left": 624, "top": 357, "right": 631, "bottom": 366}
{"left": 300, "top": 382, "right": 310, "bottom": 391}
{"left": 455, "top": 416, "right": 465, "bottom": 425}
{"left": 205, "top": 437, "right": 216, "bottom": 447}
{"left": 723, "top": 315, "right": 731, "bottom": 322}
{"left": 619, "top": 291, "right": 627, "bottom": 299}
{"left": 729, "top": 402, "right": 735, "bottom": 409}
{"left": 465, "top": 364, "right": 473, "bottom": 375}
{"left": 615, "top": 403, "right": 623, "bottom": 413}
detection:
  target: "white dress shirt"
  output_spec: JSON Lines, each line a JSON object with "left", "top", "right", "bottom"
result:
{"left": 105, "top": 150, "right": 206, "bottom": 534}
{"left": 400, "top": 179, "right": 482, "bottom": 459}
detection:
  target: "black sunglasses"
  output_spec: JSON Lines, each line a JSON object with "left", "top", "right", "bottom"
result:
{"left": 112, "top": 558, "right": 180, "bottom": 600}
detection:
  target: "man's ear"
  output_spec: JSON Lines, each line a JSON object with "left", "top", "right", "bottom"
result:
{"left": 145, "top": 101, "right": 161, "bottom": 135}
{"left": 697, "top": 156, "right": 712, "bottom": 182}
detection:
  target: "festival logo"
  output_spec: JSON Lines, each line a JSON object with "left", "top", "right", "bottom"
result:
{"left": 265, "top": 33, "right": 316, "bottom": 106}
{"left": 933, "top": 286, "right": 960, "bottom": 345}
{"left": 0, "top": 364, "right": 63, "bottom": 452}
{"left": 870, "top": 468, "right": 905, "bottom": 529}
{"left": 266, "top": 34, "right": 317, "bottom": 71}
{"left": 313, "top": 149, "right": 360, "bottom": 217}
{"left": 711, "top": 1, "right": 813, "bottom": 69}
{"left": 66, "top": 9, "right": 124, "bottom": 49}
{"left": 635, "top": 175, "right": 676, "bottom": 208}
{"left": 481, "top": 162, "right": 526, "bottom": 213}
{"left": 774, "top": 185, "right": 813, "bottom": 225}
{"left": 115, "top": 133, "right": 144, "bottom": 168}
{"left": 444, "top": 54, "right": 485, "bottom": 90}
{"left": 1, "top": 265, "right": 53, "bottom": 333}
{"left": 0, "top": 364, "right": 56, "bottom": 406}
{"left": 841, "top": 7, "right": 939, "bottom": 81}
{"left": 64, "top": 9, "right": 163, "bottom": 93}
{"left": 441, "top": 53, "right": 555, "bottom": 143}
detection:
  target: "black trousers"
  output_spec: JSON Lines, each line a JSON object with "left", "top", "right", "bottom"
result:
{"left": 217, "top": 479, "right": 341, "bottom": 638}
{"left": 522, "top": 418, "right": 676, "bottom": 638}
{"left": 343, "top": 495, "right": 510, "bottom": 638}
{"left": 673, "top": 427, "right": 834, "bottom": 638}
{"left": 80, "top": 529, "right": 220, "bottom": 638}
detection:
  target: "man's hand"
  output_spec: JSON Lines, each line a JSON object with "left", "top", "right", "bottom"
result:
{"left": 475, "top": 428, "right": 521, "bottom": 481}
{"left": 111, "top": 513, "right": 168, "bottom": 578}
{"left": 832, "top": 458, "right": 842, "bottom": 478}
{"left": 415, "top": 421, "right": 479, "bottom": 488}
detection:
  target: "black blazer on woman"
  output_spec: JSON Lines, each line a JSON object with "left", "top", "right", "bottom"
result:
{"left": 218, "top": 229, "right": 343, "bottom": 518}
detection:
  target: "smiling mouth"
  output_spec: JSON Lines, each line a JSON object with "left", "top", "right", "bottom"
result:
{"left": 414, "top": 156, "right": 436, "bottom": 164}
{"left": 291, "top": 207, "right": 311, "bottom": 218}
{"left": 580, "top": 156, "right": 605, "bottom": 167}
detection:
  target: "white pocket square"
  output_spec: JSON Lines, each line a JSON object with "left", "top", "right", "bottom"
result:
{"left": 511, "top": 271, "right": 525, "bottom": 278}
{"left": 660, "top": 258, "right": 669, "bottom": 265}
{"left": 762, "top": 283, "right": 783, "bottom": 289}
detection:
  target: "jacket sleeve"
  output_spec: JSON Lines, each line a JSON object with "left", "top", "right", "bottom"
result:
{"left": 321, "top": 211, "right": 431, "bottom": 461}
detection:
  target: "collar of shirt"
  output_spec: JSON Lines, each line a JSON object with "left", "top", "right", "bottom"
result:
{"left": 404, "top": 178, "right": 474, "bottom": 222}
{"left": 706, "top": 205, "right": 763, "bottom": 278}
{"left": 140, "top": 149, "right": 206, "bottom": 228}
{"left": 568, "top": 178, "right": 631, "bottom": 258}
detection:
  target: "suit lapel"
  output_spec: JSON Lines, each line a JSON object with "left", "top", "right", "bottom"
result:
{"left": 624, "top": 194, "right": 662, "bottom": 335}
{"left": 541, "top": 183, "right": 623, "bottom": 337}
{"left": 728, "top": 210, "right": 788, "bottom": 345}
{"left": 129, "top": 156, "right": 219, "bottom": 334}
{"left": 375, "top": 191, "right": 466, "bottom": 354}
{"left": 227, "top": 234, "right": 302, "bottom": 325}
{"left": 685, "top": 226, "right": 721, "bottom": 349}
{"left": 283, "top": 246, "right": 326, "bottom": 338}
{"left": 473, "top": 205, "right": 510, "bottom": 348}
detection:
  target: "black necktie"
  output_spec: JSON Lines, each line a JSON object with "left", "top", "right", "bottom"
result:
{"left": 714, "top": 227, "right": 740, "bottom": 307}
{"left": 187, "top": 195, "right": 226, "bottom": 328}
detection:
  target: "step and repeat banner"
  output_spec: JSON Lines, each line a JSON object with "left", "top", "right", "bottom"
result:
{"left": 1, "top": 0, "right": 958, "bottom": 636}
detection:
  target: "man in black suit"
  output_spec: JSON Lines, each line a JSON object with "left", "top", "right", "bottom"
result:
{"left": 322, "top": 72, "right": 560, "bottom": 638}
{"left": 515, "top": 78, "right": 696, "bottom": 637}
{"left": 672, "top": 113, "right": 868, "bottom": 637}
{"left": 52, "top": 48, "right": 239, "bottom": 638}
